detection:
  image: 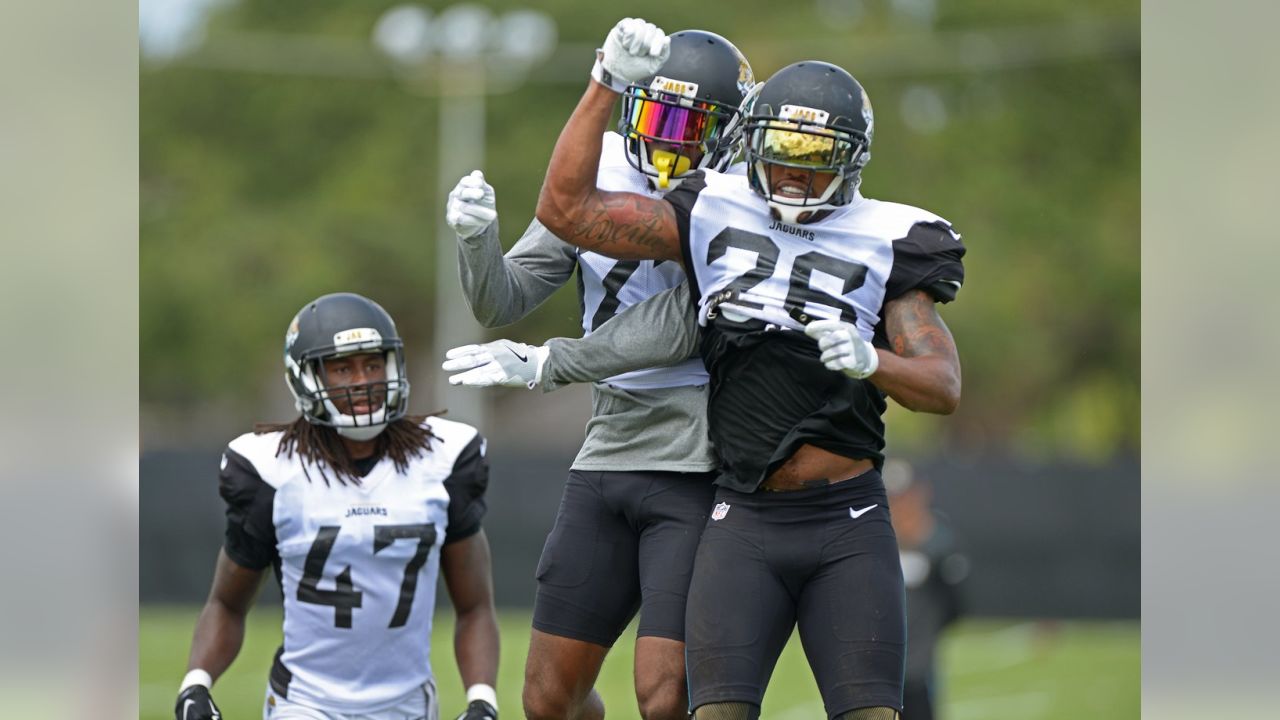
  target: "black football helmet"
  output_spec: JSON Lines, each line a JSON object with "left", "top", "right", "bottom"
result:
{"left": 743, "top": 61, "right": 874, "bottom": 223}
{"left": 283, "top": 293, "right": 410, "bottom": 440}
{"left": 619, "top": 29, "right": 755, "bottom": 189}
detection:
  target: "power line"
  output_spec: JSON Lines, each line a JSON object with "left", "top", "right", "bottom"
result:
{"left": 146, "top": 19, "right": 1139, "bottom": 85}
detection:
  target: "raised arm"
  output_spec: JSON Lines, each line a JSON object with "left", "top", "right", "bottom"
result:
{"left": 457, "top": 217, "right": 579, "bottom": 328}
{"left": 534, "top": 19, "right": 682, "bottom": 263}
{"left": 447, "top": 172, "right": 579, "bottom": 328}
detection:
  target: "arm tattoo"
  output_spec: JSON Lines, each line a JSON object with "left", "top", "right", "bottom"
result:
{"left": 567, "top": 192, "right": 678, "bottom": 260}
{"left": 886, "top": 290, "right": 957, "bottom": 359}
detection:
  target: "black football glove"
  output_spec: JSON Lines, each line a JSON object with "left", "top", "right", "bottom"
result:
{"left": 175, "top": 685, "right": 222, "bottom": 720}
{"left": 454, "top": 699, "right": 498, "bottom": 720}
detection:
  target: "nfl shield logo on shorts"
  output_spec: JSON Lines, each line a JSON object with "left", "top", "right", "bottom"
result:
{"left": 711, "top": 502, "right": 730, "bottom": 521}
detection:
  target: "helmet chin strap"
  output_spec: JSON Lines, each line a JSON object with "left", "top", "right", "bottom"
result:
{"left": 769, "top": 203, "right": 809, "bottom": 224}
{"left": 319, "top": 392, "right": 391, "bottom": 439}
{"left": 336, "top": 423, "right": 388, "bottom": 441}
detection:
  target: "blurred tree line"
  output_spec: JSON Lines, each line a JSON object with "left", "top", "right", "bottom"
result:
{"left": 141, "top": 0, "right": 1138, "bottom": 462}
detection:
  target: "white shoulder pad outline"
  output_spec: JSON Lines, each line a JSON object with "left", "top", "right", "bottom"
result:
{"left": 699, "top": 166, "right": 749, "bottom": 191}
{"left": 226, "top": 431, "right": 293, "bottom": 490}
{"left": 859, "top": 198, "right": 956, "bottom": 241}
{"left": 423, "top": 417, "right": 482, "bottom": 468}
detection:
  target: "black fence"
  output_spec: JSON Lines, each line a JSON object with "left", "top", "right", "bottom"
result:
{"left": 140, "top": 447, "right": 1138, "bottom": 618}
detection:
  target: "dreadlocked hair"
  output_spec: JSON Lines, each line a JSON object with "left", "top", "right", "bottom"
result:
{"left": 254, "top": 413, "right": 443, "bottom": 487}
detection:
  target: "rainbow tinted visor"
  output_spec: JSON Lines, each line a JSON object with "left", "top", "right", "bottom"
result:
{"left": 622, "top": 83, "right": 737, "bottom": 150}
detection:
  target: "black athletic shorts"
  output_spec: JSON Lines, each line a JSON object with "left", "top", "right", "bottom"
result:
{"left": 685, "top": 470, "right": 905, "bottom": 717}
{"left": 532, "top": 469, "right": 717, "bottom": 647}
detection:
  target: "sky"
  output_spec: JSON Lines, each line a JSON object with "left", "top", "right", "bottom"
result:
{"left": 138, "top": 0, "right": 233, "bottom": 58}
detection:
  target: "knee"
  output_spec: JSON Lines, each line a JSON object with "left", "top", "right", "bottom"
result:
{"left": 523, "top": 677, "right": 602, "bottom": 720}
{"left": 637, "top": 682, "right": 688, "bottom": 720}
{"left": 634, "top": 640, "right": 690, "bottom": 720}
{"left": 522, "top": 680, "right": 574, "bottom": 720}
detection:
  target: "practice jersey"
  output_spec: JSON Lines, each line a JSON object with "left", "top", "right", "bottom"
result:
{"left": 666, "top": 171, "right": 965, "bottom": 491}
{"left": 218, "top": 417, "right": 488, "bottom": 713}
{"left": 575, "top": 131, "right": 709, "bottom": 390}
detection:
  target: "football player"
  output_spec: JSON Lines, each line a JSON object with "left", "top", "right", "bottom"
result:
{"left": 884, "top": 461, "right": 967, "bottom": 720}
{"left": 175, "top": 293, "right": 500, "bottom": 720}
{"left": 441, "top": 28, "right": 755, "bottom": 720}
{"left": 526, "top": 18, "right": 967, "bottom": 720}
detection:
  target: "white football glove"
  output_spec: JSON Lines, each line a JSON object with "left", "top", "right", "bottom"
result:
{"left": 446, "top": 170, "right": 497, "bottom": 240}
{"left": 591, "top": 18, "right": 670, "bottom": 93}
{"left": 804, "top": 319, "right": 880, "bottom": 380}
{"left": 443, "top": 340, "right": 549, "bottom": 389}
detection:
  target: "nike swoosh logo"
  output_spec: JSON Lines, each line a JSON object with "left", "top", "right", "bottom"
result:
{"left": 849, "top": 504, "right": 878, "bottom": 519}
{"left": 509, "top": 348, "right": 528, "bottom": 363}
{"left": 183, "top": 698, "right": 220, "bottom": 720}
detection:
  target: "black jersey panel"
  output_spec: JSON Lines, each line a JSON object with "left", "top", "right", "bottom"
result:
{"left": 443, "top": 433, "right": 489, "bottom": 544}
{"left": 219, "top": 446, "right": 278, "bottom": 570}
{"left": 885, "top": 221, "right": 966, "bottom": 304}
{"left": 665, "top": 170, "right": 708, "bottom": 297}
{"left": 700, "top": 324, "right": 887, "bottom": 492}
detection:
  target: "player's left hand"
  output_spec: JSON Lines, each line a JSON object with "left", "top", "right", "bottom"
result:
{"left": 591, "top": 18, "right": 670, "bottom": 93}
{"left": 804, "top": 319, "right": 880, "bottom": 379}
{"left": 453, "top": 699, "right": 498, "bottom": 720}
{"left": 443, "top": 340, "right": 548, "bottom": 389}
{"left": 447, "top": 170, "right": 498, "bottom": 240}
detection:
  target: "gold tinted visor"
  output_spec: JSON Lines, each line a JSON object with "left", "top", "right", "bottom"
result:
{"left": 755, "top": 122, "right": 856, "bottom": 168}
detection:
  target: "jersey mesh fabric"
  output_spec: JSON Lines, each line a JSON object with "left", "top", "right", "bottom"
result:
{"left": 218, "top": 417, "right": 485, "bottom": 713}
{"left": 666, "top": 170, "right": 965, "bottom": 491}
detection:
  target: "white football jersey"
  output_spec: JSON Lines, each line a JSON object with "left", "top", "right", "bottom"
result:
{"left": 669, "top": 170, "right": 964, "bottom": 342}
{"left": 575, "top": 132, "right": 709, "bottom": 390}
{"left": 664, "top": 169, "right": 966, "bottom": 491}
{"left": 218, "top": 417, "right": 487, "bottom": 714}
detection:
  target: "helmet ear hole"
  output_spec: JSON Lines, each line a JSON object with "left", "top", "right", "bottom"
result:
{"left": 384, "top": 350, "right": 404, "bottom": 409}
{"left": 300, "top": 362, "right": 322, "bottom": 394}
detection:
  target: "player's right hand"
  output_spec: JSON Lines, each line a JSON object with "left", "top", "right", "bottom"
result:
{"left": 446, "top": 170, "right": 497, "bottom": 240}
{"left": 175, "top": 685, "right": 222, "bottom": 720}
{"left": 443, "top": 340, "right": 549, "bottom": 389}
{"left": 591, "top": 18, "right": 670, "bottom": 93}
{"left": 804, "top": 319, "right": 880, "bottom": 379}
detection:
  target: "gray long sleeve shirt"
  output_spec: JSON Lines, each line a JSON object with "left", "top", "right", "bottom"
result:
{"left": 455, "top": 215, "right": 715, "bottom": 472}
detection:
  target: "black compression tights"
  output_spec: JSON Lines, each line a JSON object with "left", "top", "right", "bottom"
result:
{"left": 692, "top": 703, "right": 898, "bottom": 720}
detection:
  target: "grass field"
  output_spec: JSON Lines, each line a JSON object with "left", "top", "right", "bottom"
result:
{"left": 140, "top": 607, "right": 1137, "bottom": 719}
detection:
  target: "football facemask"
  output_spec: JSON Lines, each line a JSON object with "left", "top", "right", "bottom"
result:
{"left": 745, "top": 106, "right": 868, "bottom": 223}
{"left": 283, "top": 294, "right": 412, "bottom": 441}
{"left": 622, "top": 77, "right": 742, "bottom": 188}
{"left": 287, "top": 349, "right": 410, "bottom": 441}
